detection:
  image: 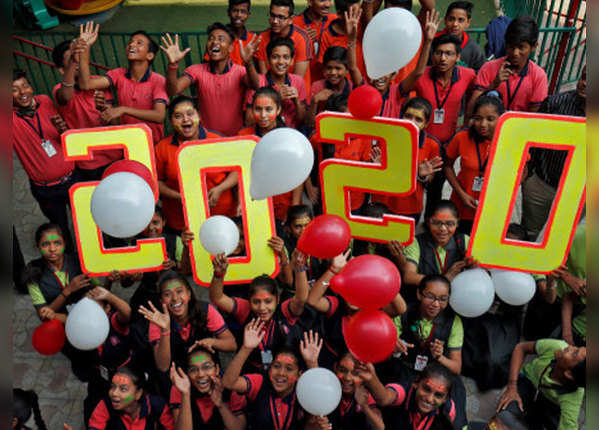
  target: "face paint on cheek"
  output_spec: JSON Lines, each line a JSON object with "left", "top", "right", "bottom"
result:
{"left": 287, "top": 375, "right": 298, "bottom": 383}
{"left": 124, "top": 395, "right": 134, "bottom": 403}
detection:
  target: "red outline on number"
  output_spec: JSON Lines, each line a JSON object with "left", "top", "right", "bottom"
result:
{"left": 315, "top": 112, "right": 418, "bottom": 244}
{"left": 176, "top": 136, "right": 280, "bottom": 286}
{"left": 63, "top": 124, "right": 166, "bottom": 276}
{"left": 467, "top": 112, "right": 586, "bottom": 274}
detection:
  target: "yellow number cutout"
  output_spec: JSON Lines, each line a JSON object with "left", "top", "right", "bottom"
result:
{"left": 316, "top": 112, "right": 418, "bottom": 244}
{"left": 177, "top": 137, "right": 278, "bottom": 286}
{"left": 468, "top": 113, "right": 586, "bottom": 273}
{"left": 63, "top": 125, "right": 166, "bottom": 275}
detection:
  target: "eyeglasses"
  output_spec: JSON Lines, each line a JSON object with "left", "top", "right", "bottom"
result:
{"left": 430, "top": 219, "right": 457, "bottom": 228}
{"left": 422, "top": 293, "right": 449, "bottom": 304}
{"left": 433, "top": 50, "right": 457, "bottom": 58}
{"left": 188, "top": 362, "right": 216, "bottom": 374}
{"left": 270, "top": 12, "right": 289, "bottom": 22}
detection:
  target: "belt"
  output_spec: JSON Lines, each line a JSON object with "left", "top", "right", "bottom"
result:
{"left": 31, "top": 171, "right": 74, "bottom": 187}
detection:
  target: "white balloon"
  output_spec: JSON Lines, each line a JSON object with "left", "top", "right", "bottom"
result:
{"left": 450, "top": 268, "right": 495, "bottom": 318}
{"left": 65, "top": 297, "right": 110, "bottom": 350}
{"left": 362, "top": 8, "right": 423, "bottom": 79}
{"left": 492, "top": 269, "right": 536, "bottom": 306}
{"left": 296, "top": 367, "right": 342, "bottom": 416}
{"left": 199, "top": 216, "right": 240, "bottom": 256}
{"left": 91, "top": 172, "right": 155, "bottom": 238}
{"left": 250, "top": 128, "right": 314, "bottom": 200}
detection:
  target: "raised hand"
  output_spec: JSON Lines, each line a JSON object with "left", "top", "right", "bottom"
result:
{"left": 243, "top": 318, "right": 265, "bottom": 350}
{"left": 181, "top": 230, "right": 195, "bottom": 246}
{"left": 87, "top": 286, "right": 111, "bottom": 301}
{"left": 212, "top": 253, "right": 229, "bottom": 275}
{"left": 344, "top": 6, "right": 362, "bottom": 43}
{"left": 160, "top": 33, "right": 191, "bottom": 65}
{"left": 209, "top": 375, "right": 225, "bottom": 407}
{"left": 300, "top": 330, "right": 323, "bottom": 367}
{"left": 331, "top": 248, "right": 351, "bottom": 273}
{"left": 418, "top": 156, "right": 443, "bottom": 178}
{"left": 79, "top": 21, "right": 100, "bottom": 46}
{"left": 162, "top": 259, "right": 176, "bottom": 270}
{"left": 267, "top": 236, "right": 286, "bottom": 257}
{"left": 370, "top": 145, "right": 382, "bottom": 164}
{"left": 239, "top": 34, "right": 261, "bottom": 64}
{"left": 138, "top": 301, "right": 170, "bottom": 330}
{"left": 170, "top": 363, "right": 191, "bottom": 395}
{"left": 354, "top": 361, "right": 376, "bottom": 383}
{"left": 424, "top": 9, "right": 442, "bottom": 41}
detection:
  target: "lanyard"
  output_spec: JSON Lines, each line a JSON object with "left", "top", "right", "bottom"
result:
{"left": 417, "top": 320, "right": 436, "bottom": 346}
{"left": 379, "top": 88, "right": 390, "bottom": 116}
{"left": 259, "top": 318, "right": 276, "bottom": 351}
{"left": 21, "top": 112, "right": 44, "bottom": 140}
{"left": 433, "top": 247, "right": 448, "bottom": 274}
{"left": 506, "top": 73, "right": 525, "bottom": 110}
{"left": 52, "top": 270, "right": 69, "bottom": 290}
{"left": 474, "top": 141, "right": 489, "bottom": 175}
{"left": 432, "top": 78, "right": 454, "bottom": 110}
{"left": 270, "top": 394, "right": 295, "bottom": 430}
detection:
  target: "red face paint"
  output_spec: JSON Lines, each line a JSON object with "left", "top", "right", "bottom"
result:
{"left": 113, "top": 374, "right": 132, "bottom": 386}
{"left": 252, "top": 292, "right": 276, "bottom": 301}
{"left": 425, "top": 379, "right": 448, "bottom": 394}
{"left": 275, "top": 355, "right": 296, "bottom": 365}
{"left": 434, "top": 211, "right": 455, "bottom": 221}
{"left": 287, "top": 375, "right": 298, "bottom": 383}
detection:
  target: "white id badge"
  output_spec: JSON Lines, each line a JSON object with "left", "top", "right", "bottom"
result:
{"left": 261, "top": 350, "right": 273, "bottom": 366}
{"left": 472, "top": 176, "right": 484, "bottom": 192}
{"left": 99, "top": 365, "right": 109, "bottom": 381}
{"left": 433, "top": 108, "right": 445, "bottom": 124}
{"left": 414, "top": 354, "right": 429, "bottom": 372}
{"left": 41, "top": 139, "right": 57, "bottom": 157}
{"left": 314, "top": 41, "right": 319, "bottom": 56}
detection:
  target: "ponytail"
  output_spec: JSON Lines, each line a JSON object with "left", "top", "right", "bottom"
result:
{"left": 28, "top": 391, "right": 47, "bottom": 430}
{"left": 13, "top": 389, "right": 47, "bottom": 430}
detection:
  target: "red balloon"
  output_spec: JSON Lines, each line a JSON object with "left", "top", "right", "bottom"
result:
{"left": 32, "top": 319, "right": 66, "bottom": 355}
{"left": 348, "top": 85, "right": 383, "bottom": 119}
{"left": 344, "top": 310, "right": 396, "bottom": 363}
{"left": 297, "top": 214, "right": 351, "bottom": 259}
{"left": 330, "top": 254, "right": 400, "bottom": 310}
{"left": 102, "top": 159, "right": 158, "bottom": 201}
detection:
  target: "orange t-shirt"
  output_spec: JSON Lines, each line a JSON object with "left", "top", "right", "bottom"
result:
{"left": 155, "top": 131, "right": 237, "bottom": 230}
{"left": 204, "top": 28, "right": 257, "bottom": 66}
{"left": 373, "top": 132, "right": 440, "bottom": 215}
{"left": 318, "top": 19, "right": 367, "bottom": 80}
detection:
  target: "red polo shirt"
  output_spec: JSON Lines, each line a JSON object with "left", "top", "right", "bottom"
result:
{"left": 106, "top": 67, "right": 168, "bottom": 144}
{"left": 184, "top": 62, "right": 248, "bottom": 137}
{"left": 12, "top": 95, "right": 74, "bottom": 184}
{"left": 203, "top": 28, "right": 257, "bottom": 66}
{"left": 379, "top": 83, "right": 404, "bottom": 119}
{"left": 255, "top": 25, "right": 313, "bottom": 93}
{"left": 292, "top": 10, "right": 338, "bottom": 82}
{"left": 318, "top": 19, "right": 367, "bottom": 80}
{"left": 245, "top": 72, "right": 307, "bottom": 129}
{"left": 169, "top": 386, "right": 246, "bottom": 420}
{"left": 155, "top": 130, "right": 236, "bottom": 231}
{"left": 52, "top": 82, "right": 123, "bottom": 170}
{"left": 414, "top": 66, "right": 476, "bottom": 144}
{"left": 89, "top": 396, "right": 175, "bottom": 430}
{"left": 309, "top": 77, "right": 352, "bottom": 114}
{"left": 474, "top": 57, "right": 548, "bottom": 112}
{"left": 373, "top": 131, "right": 440, "bottom": 215}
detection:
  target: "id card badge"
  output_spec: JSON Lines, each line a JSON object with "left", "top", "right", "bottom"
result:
{"left": 433, "top": 108, "right": 445, "bottom": 124}
{"left": 472, "top": 176, "right": 484, "bottom": 192}
{"left": 314, "top": 41, "right": 319, "bottom": 56}
{"left": 261, "top": 350, "right": 273, "bottom": 366}
{"left": 414, "top": 355, "right": 429, "bottom": 372}
{"left": 99, "top": 365, "right": 109, "bottom": 381}
{"left": 41, "top": 139, "right": 57, "bottom": 158}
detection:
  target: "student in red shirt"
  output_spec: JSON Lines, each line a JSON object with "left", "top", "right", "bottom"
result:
{"left": 155, "top": 95, "right": 238, "bottom": 233}
{"left": 12, "top": 69, "right": 76, "bottom": 251}
{"left": 238, "top": 87, "right": 303, "bottom": 223}
{"left": 168, "top": 347, "right": 247, "bottom": 429}
{"left": 255, "top": 0, "right": 313, "bottom": 92}
{"left": 373, "top": 97, "right": 442, "bottom": 223}
{"left": 245, "top": 37, "right": 307, "bottom": 129}
{"left": 347, "top": 8, "right": 439, "bottom": 119}
{"left": 163, "top": 22, "right": 261, "bottom": 137}
{"left": 468, "top": 16, "right": 548, "bottom": 117}
{"left": 77, "top": 23, "right": 168, "bottom": 145}
{"left": 292, "top": 0, "right": 338, "bottom": 82}
{"left": 52, "top": 38, "right": 123, "bottom": 180}
{"left": 88, "top": 366, "right": 175, "bottom": 430}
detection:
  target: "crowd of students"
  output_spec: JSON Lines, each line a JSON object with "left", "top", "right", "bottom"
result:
{"left": 12, "top": 0, "right": 587, "bottom": 429}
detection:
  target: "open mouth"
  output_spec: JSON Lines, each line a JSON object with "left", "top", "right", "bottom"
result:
{"left": 181, "top": 124, "right": 194, "bottom": 133}
{"left": 170, "top": 302, "right": 184, "bottom": 312}
{"left": 196, "top": 379, "right": 211, "bottom": 390}
{"left": 210, "top": 46, "right": 222, "bottom": 55}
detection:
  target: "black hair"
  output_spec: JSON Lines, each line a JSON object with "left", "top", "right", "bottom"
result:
{"left": 384, "top": 0, "right": 412, "bottom": 9}
{"left": 571, "top": 358, "right": 586, "bottom": 388}
{"left": 157, "top": 270, "right": 207, "bottom": 334}
{"left": 364, "top": 202, "right": 388, "bottom": 218}
{"left": 13, "top": 389, "right": 47, "bottom": 430}
{"left": 323, "top": 46, "right": 348, "bottom": 67}
{"left": 229, "top": 0, "right": 251, "bottom": 11}
{"left": 266, "top": 37, "right": 296, "bottom": 58}
{"left": 425, "top": 199, "right": 459, "bottom": 222}
{"left": 271, "top": 0, "right": 294, "bottom": 16}
{"left": 418, "top": 274, "right": 451, "bottom": 294}
{"left": 446, "top": 1, "right": 473, "bottom": 19}
{"left": 401, "top": 97, "right": 433, "bottom": 123}
{"left": 130, "top": 31, "right": 159, "bottom": 63}
{"left": 13, "top": 69, "right": 27, "bottom": 82}
{"left": 249, "top": 274, "right": 280, "bottom": 299}
{"left": 207, "top": 22, "right": 236, "bottom": 44}
{"left": 506, "top": 223, "right": 527, "bottom": 241}
{"left": 34, "top": 223, "right": 64, "bottom": 246}
{"left": 111, "top": 366, "right": 147, "bottom": 394}
{"left": 251, "top": 86, "right": 286, "bottom": 129}
{"left": 272, "top": 344, "right": 301, "bottom": 368}
{"left": 153, "top": 205, "right": 165, "bottom": 220}
{"left": 470, "top": 93, "right": 504, "bottom": 141}
{"left": 418, "top": 362, "right": 454, "bottom": 394}
{"left": 334, "top": 0, "right": 360, "bottom": 13}
{"left": 168, "top": 95, "right": 197, "bottom": 118}
{"left": 52, "top": 40, "right": 72, "bottom": 68}
{"left": 187, "top": 345, "right": 221, "bottom": 369}
{"left": 286, "top": 204, "right": 313, "bottom": 225}
{"left": 432, "top": 33, "right": 462, "bottom": 55}
{"left": 505, "top": 15, "right": 539, "bottom": 47}
{"left": 21, "top": 224, "right": 67, "bottom": 290}
{"left": 324, "top": 92, "right": 348, "bottom": 112}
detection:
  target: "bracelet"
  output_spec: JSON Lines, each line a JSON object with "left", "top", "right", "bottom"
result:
{"left": 60, "top": 291, "right": 69, "bottom": 299}
{"left": 296, "top": 265, "right": 309, "bottom": 272}
{"left": 213, "top": 271, "right": 225, "bottom": 278}
{"left": 329, "top": 267, "right": 340, "bottom": 275}
{"left": 160, "top": 330, "right": 171, "bottom": 336}
{"left": 61, "top": 81, "right": 75, "bottom": 87}
{"left": 167, "top": 63, "right": 179, "bottom": 70}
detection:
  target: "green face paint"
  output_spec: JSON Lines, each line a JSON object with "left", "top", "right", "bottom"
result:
{"left": 124, "top": 395, "right": 134, "bottom": 402}
{"left": 165, "top": 280, "right": 184, "bottom": 290}
{"left": 191, "top": 354, "right": 209, "bottom": 363}
{"left": 46, "top": 234, "right": 61, "bottom": 241}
